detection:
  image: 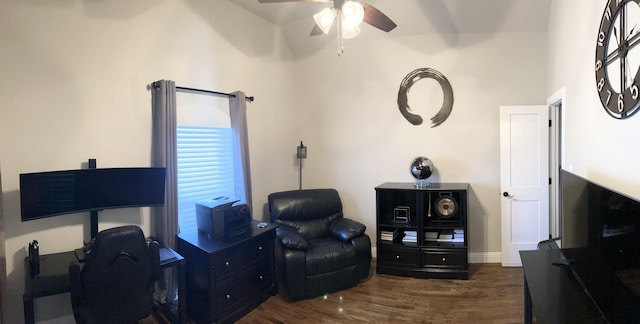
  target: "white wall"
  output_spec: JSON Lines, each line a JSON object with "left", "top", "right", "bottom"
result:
{"left": 547, "top": 0, "right": 640, "bottom": 199}
{"left": 6, "top": 0, "right": 616, "bottom": 322}
{"left": 293, "top": 32, "right": 547, "bottom": 257}
{"left": 0, "top": 1, "right": 296, "bottom": 322}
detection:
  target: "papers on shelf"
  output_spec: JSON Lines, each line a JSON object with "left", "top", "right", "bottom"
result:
{"left": 425, "top": 228, "right": 465, "bottom": 242}
{"left": 380, "top": 231, "right": 394, "bottom": 241}
{"left": 402, "top": 231, "right": 417, "bottom": 243}
{"left": 424, "top": 231, "right": 439, "bottom": 241}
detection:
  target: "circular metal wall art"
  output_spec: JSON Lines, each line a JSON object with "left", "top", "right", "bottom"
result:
{"left": 397, "top": 68, "right": 454, "bottom": 127}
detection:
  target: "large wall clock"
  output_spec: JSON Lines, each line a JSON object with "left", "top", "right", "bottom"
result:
{"left": 595, "top": 0, "right": 640, "bottom": 119}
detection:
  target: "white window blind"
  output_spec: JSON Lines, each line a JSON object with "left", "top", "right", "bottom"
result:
{"left": 176, "top": 126, "right": 234, "bottom": 234}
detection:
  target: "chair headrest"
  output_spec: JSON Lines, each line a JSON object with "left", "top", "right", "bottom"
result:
{"left": 268, "top": 189, "right": 342, "bottom": 222}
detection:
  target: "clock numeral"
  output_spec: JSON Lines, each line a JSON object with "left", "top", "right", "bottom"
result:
{"left": 606, "top": 90, "right": 612, "bottom": 105}
{"left": 598, "top": 78, "right": 606, "bottom": 91}
{"left": 632, "top": 85, "right": 639, "bottom": 100}
{"left": 604, "top": 6, "right": 612, "bottom": 21}
{"left": 596, "top": 60, "right": 603, "bottom": 71}
{"left": 618, "top": 94, "right": 624, "bottom": 112}
{"left": 598, "top": 31, "right": 606, "bottom": 47}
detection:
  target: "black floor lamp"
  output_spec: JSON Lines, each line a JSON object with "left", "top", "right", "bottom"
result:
{"left": 297, "top": 141, "right": 307, "bottom": 190}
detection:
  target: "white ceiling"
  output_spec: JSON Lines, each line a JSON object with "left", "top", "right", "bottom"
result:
{"left": 229, "top": 0, "right": 551, "bottom": 57}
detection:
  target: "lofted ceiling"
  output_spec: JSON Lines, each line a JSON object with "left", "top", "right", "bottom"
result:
{"left": 230, "top": 0, "right": 551, "bottom": 57}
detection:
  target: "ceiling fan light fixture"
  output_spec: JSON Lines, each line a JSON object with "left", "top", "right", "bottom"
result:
{"left": 342, "top": 24, "right": 360, "bottom": 39}
{"left": 313, "top": 7, "right": 335, "bottom": 34}
{"left": 341, "top": 1, "right": 365, "bottom": 27}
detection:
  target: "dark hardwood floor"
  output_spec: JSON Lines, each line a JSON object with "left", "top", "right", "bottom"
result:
{"left": 238, "top": 262, "right": 525, "bottom": 324}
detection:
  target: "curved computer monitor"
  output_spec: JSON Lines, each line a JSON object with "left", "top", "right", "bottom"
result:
{"left": 20, "top": 167, "right": 166, "bottom": 222}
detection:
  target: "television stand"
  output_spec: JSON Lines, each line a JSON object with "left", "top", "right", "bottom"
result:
{"left": 520, "top": 248, "right": 640, "bottom": 323}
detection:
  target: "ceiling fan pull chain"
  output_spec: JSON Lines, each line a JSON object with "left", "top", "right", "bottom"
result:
{"left": 337, "top": 12, "right": 344, "bottom": 57}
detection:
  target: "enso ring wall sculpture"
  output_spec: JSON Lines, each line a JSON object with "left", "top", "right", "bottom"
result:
{"left": 397, "top": 68, "right": 454, "bottom": 127}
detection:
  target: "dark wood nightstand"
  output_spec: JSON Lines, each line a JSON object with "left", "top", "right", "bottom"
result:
{"left": 177, "top": 220, "right": 277, "bottom": 323}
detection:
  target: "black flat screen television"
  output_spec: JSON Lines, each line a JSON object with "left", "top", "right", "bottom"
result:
{"left": 20, "top": 167, "right": 166, "bottom": 222}
{"left": 559, "top": 169, "right": 591, "bottom": 249}
{"left": 559, "top": 169, "right": 640, "bottom": 319}
{"left": 560, "top": 169, "right": 640, "bottom": 250}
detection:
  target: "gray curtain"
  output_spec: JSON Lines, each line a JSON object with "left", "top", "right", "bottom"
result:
{"left": 150, "top": 79, "right": 178, "bottom": 302}
{"left": 148, "top": 84, "right": 251, "bottom": 303}
{"left": 230, "top": 91, "right": 253, "bottom": 212}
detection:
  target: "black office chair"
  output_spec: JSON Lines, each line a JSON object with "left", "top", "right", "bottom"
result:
{"left": 69, "top": 225, "right": 160, "bottom": 324}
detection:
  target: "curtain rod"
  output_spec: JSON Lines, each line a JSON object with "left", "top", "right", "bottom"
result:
{"left": 176, "top": 86, "right": 254, "bottom": 103}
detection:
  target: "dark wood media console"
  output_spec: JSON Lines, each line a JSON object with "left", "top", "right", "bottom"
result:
{"left": 375, "top": 182, "right": 469, "bottom": 280}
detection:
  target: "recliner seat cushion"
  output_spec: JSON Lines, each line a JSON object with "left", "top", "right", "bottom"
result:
{"left": 305, "top": 237, "right": 357, "bottom": 276}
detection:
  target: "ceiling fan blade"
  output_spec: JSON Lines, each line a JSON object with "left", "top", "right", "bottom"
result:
{"left": 310, "top": 23, "right": 324, "bottom": 36}
{"left": 258, "top": 0, "right": 330, "bottom": 3}
{"left": 361, "top": 2, "right": 397, "bottom": 32}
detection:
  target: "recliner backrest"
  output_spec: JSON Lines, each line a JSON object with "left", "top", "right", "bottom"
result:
{"left": 269, "top": 189, "right": 343, "bottom": 240}
{"left": 77, "top": 225, "right": 159, "bottom": 323}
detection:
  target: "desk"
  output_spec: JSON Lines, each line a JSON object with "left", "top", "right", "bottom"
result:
{"left": 520, "top": 248, "right": 640, "bottom": 323}
{"left": 23, "top": 251, "right": 76, "bottom": 324}
{"left": 23, "top": 247, "right": 186, "bottom": 324}
{"left": 159, "top": 247, "right": 186, "bottom": 324}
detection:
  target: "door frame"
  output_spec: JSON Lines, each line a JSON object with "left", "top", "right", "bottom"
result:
{"left": 547, "top": 88, "right": 565, "bottom": 242}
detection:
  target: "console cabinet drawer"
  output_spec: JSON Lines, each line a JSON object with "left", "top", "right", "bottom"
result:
{"left": 422, "top": 249, "right": 467, "bottom": 268}
{"left": 377, "top": 246, "right": 420, "bottom": 267}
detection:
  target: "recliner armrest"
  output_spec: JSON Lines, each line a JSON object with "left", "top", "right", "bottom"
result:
{"left": 277, "top": 227, "right": 309, "bottom": 250}
{"left": 329, "top": 218, "right": 366, "bottom": 241}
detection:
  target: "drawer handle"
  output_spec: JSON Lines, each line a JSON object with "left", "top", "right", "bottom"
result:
{"left": 258, "top": 246, "right": 263, "bottom": 251}
{"left": 259, "top": 275, "right": 264, "bottom": 280}
{"left": 396, "top": 255, "right": 400, "bottom": 259}
{"left": 225, "top": 261, "right": 230, "bottom": 267}
{"left": 226, "top": 294, "right": 231, "bottom": 299}
{"left": 442, "top": 257, "right": 446, "bottom": 262}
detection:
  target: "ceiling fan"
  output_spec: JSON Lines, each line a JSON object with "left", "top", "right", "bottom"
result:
{"left": 258, "top": 0, "right": 397, "bottom": 56}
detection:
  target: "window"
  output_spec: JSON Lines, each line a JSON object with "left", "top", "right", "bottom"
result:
{"left": 176, "top": 126, "right": 234, "bottom": 233}
{"left": 175, "top": 94, "right": 235, "bottom": 234}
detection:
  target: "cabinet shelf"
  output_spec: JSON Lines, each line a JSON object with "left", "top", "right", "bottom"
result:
{"left": 375, "top": 182, "right": 469, "bottom": 280}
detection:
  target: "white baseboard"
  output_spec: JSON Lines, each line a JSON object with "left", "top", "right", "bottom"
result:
{"left": 372, "top": 247, "right": 502, "bottom": 264}
{"left": 468, "top": 251, "right": 501, "bottom": 264}
{"left": 39, "top": 315, "right": 75, "bottom": 324}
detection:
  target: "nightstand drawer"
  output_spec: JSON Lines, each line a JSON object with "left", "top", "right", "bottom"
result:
{"left": 213, "top": 235, "right": 271, "bottom": 280}
{"left": 215, "top": 262, "right": 273, "bottom": 318}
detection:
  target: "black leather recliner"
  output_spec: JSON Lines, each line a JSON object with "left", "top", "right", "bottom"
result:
{"left": 268, "top": 188, "right": 371, "bottom": 302}
{"left": 69, "top": 225, "right": 160, "bottom": 324}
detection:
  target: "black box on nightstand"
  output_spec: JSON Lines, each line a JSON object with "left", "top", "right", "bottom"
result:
{"left": 195, "top": 196, "right": 251, "bottom": 241}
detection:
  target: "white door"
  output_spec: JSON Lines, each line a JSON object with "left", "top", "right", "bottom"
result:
{"left": 500, "top": 105, "right": 549, "bottom": 266}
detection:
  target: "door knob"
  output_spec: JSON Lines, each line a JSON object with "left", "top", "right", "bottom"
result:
{"left": 503, "top": 192, "right": 509, "bottom": 197}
